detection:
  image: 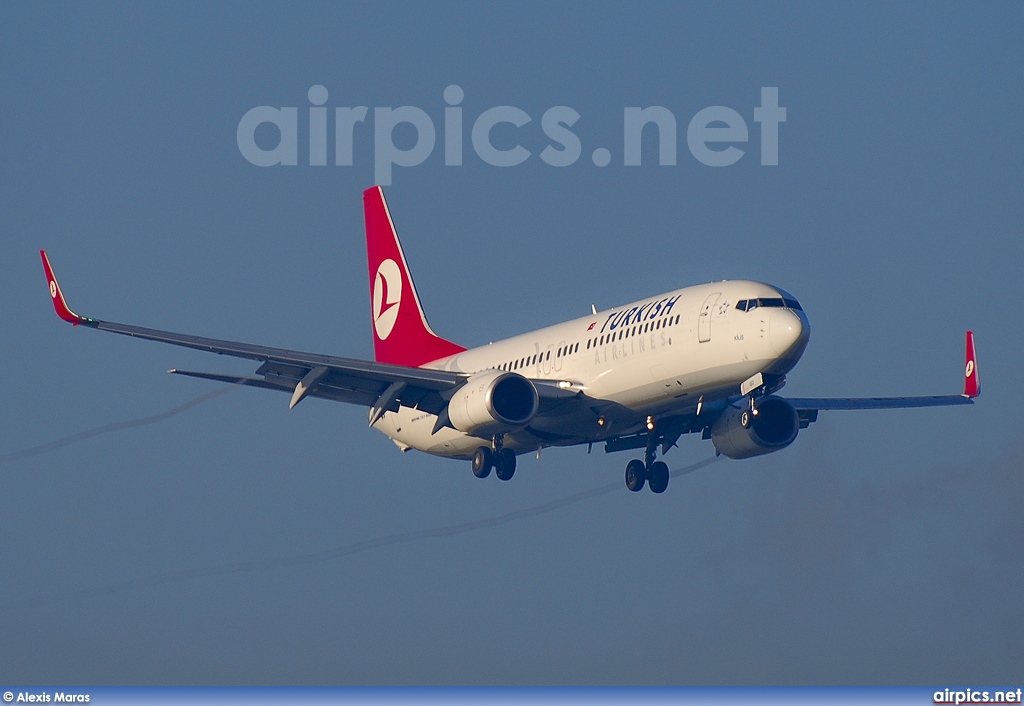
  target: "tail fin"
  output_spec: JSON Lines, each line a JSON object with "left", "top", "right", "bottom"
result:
{"left": 363, "top": 186, "right": 466, "bottom": 367}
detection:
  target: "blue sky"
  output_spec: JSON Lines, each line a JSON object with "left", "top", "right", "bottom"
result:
{"left": 1, "top": 1, "right": 1022, "bottom": 684}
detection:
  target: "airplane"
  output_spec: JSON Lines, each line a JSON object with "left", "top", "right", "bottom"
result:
{"left": 41, "top": 186, "right": 980, "bottom": 493}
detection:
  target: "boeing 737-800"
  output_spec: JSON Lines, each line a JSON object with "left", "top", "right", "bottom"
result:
{"left": 41, "top": 186, "right": 979, "bottom": 493}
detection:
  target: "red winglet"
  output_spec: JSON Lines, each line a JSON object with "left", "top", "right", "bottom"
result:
{"left": 963, "top": 330, "right": 980, "bottom": 398}
{"left": 40, "top": 250, "right": 87, "bottom": 325}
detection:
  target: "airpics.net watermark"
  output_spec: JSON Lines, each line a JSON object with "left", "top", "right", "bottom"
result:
{"left": 237, "top": 85, "right": 786, "bottom": 185}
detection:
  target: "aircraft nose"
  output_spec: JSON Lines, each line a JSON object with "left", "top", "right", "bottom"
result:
{"left": 769, "top": 309, "right": 805, "bottom": 356}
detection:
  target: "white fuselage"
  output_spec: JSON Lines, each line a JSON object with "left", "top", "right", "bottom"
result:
{"left": 371, "top": 280, "right": 809, "bottom": 459}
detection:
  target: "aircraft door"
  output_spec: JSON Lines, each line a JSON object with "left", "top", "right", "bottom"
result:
{"left": 698, "top": 292, "right": 721, "bottom": 343}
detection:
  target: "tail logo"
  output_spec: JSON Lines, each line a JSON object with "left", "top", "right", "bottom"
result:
{"left": 965, "top": 360, "right": 974, "bottom": 378}
{"left": 372, "top": 258, "right": 402, "bottom": 340}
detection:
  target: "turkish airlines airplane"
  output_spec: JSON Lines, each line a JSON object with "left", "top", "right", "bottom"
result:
{"left": 41, "top": 186, "right": 980, "bottom": 493}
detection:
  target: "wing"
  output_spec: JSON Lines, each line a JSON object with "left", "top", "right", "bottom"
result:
{"left": 42, "top": 251, "right": 579, "bottom": 422}
{"left": 784, "top": 330, "right": 979, "bottom": 423}
{"left": 785, "top": 395, "right": 974, "bottom": 411}
{"left": 41, "top": 251, "right": 461, "bottom": 416}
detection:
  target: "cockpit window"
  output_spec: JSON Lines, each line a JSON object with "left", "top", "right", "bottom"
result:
{"left": 737, "top": 297, "right": 803, "bottom": 312}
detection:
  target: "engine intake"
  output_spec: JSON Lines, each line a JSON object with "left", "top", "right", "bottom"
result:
{"left": 711, "top": 395, "right": 800, "bottom": 459}
{"left": 448, "top": 370, "right": 539, "bottom": 436}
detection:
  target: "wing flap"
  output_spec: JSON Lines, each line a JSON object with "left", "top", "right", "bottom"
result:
{"left": 90, "top": 318, "right": 459, "bottom": 389}
{"left": 169, "top": 369, "right": 384, "bottom": 407}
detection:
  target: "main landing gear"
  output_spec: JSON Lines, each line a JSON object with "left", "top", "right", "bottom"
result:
{"left": 472, "top": 435, "right": 516, "bottom": 481}
{"left": 624, "top": 435, "right": 670, "bottom": 494}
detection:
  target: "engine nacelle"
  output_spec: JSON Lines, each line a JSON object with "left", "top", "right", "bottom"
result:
{"left": 711, "top": 395, "right": 800, "bottom": 460}
{"left": 448, "top": 370, "right": 539, "bottom": 437}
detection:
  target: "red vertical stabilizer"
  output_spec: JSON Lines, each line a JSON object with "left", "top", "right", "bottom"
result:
{"left": 363, "top": 186, "right": 466, "bottom": 367}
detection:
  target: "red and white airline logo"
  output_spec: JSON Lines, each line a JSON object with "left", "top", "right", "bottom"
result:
{"left": 372, "top": 258, "right": 402, "bottom": 340}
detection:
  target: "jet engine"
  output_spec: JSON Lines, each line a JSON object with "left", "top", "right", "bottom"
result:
{"left": 448, "top": 370, "right": 539, "bottom": 437}
{"left": 711, "top": 395, "right": 800, "bottom": 459}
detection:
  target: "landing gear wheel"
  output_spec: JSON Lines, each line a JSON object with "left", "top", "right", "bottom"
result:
{"left": 625, "top": 459, "right": 647, "bottom": 492}
{"left": 494, "top": 448, "right": 516, "bottom": 481}
{"left": 472, "top": 446, "right": 493, "bottom": 478}
{"left": 648, "top": 461, "right": 670, "bottom": 494}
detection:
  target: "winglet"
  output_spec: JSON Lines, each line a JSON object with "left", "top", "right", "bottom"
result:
{"left": 40, "top": 250, "right": 87, "bottom": 325}
{"left": 964, "top": 330, "right": 980, "bottom": 398}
